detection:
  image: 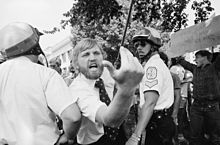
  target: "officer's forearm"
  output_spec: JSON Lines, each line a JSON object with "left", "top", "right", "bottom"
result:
{"left": 134, "top": 102, "right": 155, "bottom": 137}
{"left": 172, "top": 89, "right": 181, "bottom": 116}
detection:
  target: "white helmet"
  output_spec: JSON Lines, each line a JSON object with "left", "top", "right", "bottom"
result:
{"left": 132, "top": 27, "right": 162, "bottom": 47}
{"left": 0, "top": 22, "right": 43, "bottom": 58}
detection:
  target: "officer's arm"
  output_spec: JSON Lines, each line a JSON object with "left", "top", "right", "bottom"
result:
{"left": 171, "top": 74, "right": 181, "bottom": 122}
{"left": 133, "top": 91, "right": 159, "bottom": 137}
{"left": 172, "top": 88, "right": 181, "bottom": 122}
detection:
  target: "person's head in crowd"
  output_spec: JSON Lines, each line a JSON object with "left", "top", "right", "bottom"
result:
{"left": 211, "top": 52, "right": 220, "bottom": 63}
{"left": 0, "top": 22, "right": 44, "bottom": 63}
{"left": 195, "top": 50, "right": 212, "bottom": 67}
{"left": 49, "top": 57, "right": 62, "bottom": 74}
{"left": 170, "top": 57, "right": 178, "bottom": 67}
{"left": 158, "top": 51, "right": 169, "bottom": 66}
{"left": 72, "top": 38, "right": 106, "bottom": 80}
{"left": 132, "top": 27, "right": 162, "bottom": 61}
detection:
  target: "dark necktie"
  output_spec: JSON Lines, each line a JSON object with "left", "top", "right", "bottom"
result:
{"left": 95, "top": 78, "right": 120, "bottom": 141}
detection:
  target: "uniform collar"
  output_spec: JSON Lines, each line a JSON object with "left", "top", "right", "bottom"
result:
{"left": 9, "top": 56, "right": 32, "bottom": 62}
{"left": 142, "top": 53, "right": 160, "bottom": 66}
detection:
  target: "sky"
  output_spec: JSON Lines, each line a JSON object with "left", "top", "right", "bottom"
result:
{"left": 0, "top": 0, "right": 220, "bottom": 49}
{"left": 0, "top": 0, "right": 74, "bottom": 49}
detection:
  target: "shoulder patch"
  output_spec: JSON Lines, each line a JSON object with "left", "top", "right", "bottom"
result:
{"left": 146, "top": 67, "right": 157, "bottom": 80}
{"left": 145, "top": 80, "right": 158, "bottom": 88}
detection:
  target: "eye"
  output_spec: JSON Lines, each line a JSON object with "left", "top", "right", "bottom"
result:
{"left": 94, "top": 51, "right": 101, "bottom": 55}
{"left": 81, "top": 52, "right": 90, "bottom": 57}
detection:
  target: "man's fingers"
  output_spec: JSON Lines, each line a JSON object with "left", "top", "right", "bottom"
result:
{"left": 133, "top": 57, "right": 143, "bottom": 71}
{"left": 119, "top": 46, "right": 137, "bottom": 69}
{"left": 102, "top": 60, "right": 115, "bottom": 75}
{"left": 119, "top": 46, "right": 132, "bottom": 68}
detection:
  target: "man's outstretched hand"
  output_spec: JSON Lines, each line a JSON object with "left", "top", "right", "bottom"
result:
{"left": 103, "top": 46, "right": 144, "bottom": 92}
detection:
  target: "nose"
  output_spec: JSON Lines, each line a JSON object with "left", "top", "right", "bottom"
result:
{"left": 137, "top": 45, "right": 143, "bottom": 51}
{"left": 89, "top": 53, "right": 96, "bottom": 60}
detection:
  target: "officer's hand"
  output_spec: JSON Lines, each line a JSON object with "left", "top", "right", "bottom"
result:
{"left": 125, "top": 137, "right": 139, "bottom": 145}
{"left": 103, "top": 46, "right": 144, "bottom": 92}
{"left": 171, "top": 113, "right": 178, "bottom": 125}
{"left": 54, "top": 134, "right": 74, "bottom": 145}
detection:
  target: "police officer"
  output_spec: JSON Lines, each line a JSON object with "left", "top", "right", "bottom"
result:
{"left": 0, "top": 22, "right": 81, "bottom": 145}
{"left": 126, "top": 27, "right": 175, "bottom": 145}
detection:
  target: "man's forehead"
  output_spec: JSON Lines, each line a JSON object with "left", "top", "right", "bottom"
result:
{"left": 80, "top": 45, "right": 101, "bottom": 53}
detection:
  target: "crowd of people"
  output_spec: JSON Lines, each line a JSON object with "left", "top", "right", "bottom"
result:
{"left": 0, "top": 21, "right": 220, "bottom": 145}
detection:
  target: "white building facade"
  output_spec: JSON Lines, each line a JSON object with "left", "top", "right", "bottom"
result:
{"left": 44, "top": 36, "right": 74, "bottom": 76}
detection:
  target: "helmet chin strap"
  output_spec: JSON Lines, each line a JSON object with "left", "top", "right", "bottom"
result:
{"left": 41, "top": 51, "right": 49, "bottom": 67}
{"left": 139, "top": 47, "right": 156, "bottom": 65}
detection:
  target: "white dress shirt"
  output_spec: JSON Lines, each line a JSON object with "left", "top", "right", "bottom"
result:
{"left": 69, "top": 68, "right": 115, "bottom": 144}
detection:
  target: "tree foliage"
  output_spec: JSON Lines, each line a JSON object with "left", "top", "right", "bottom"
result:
{"left": 191, "top": 0, "right": 214, "bottom": 24}
{"left": 51, "top": 0, "right": 214, "bottom": 63}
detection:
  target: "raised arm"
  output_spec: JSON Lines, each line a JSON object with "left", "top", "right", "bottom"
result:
{"left": 178, "top": 57, "right": 196, "bottom": 72}
{"left": 213, "top": 53, "right": 220, "bottom": 72}
{"left": 45, "top": 72, "right": 82, "bottom": 144}
{"left": 95, "top": 47, "right": 144, "bottom": 127}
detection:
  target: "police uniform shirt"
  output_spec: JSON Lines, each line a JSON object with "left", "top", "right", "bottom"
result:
{"left": 0, "top": 56, "right": 77, "bottom": 145}
{"left": 139, "top": 54, "right": 174, "bottom": 110}
{"left": 69, "top": 68, "right": 115, "bottom": 145}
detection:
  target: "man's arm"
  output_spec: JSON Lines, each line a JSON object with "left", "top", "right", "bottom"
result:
{"left": 60, "top": 103, "right": 81, "bottom": 140}
{"left": 172, "top": 88, "right": 181, "bottom": 124}
{"left": 177, "top": 57, "right": 196, "bottom": 72}
{"left": 171, "top": 73, "right": 181, "bottom": 124}
{"left": 125, "top": 91, "right": 159, "bottom": 145}
{"left": 55, "top": 103, "right": 81, "bottom": 145}
{"left": 133, "top": 91, "right": 158, "bottom": 137}
{"left": 95, "top": 47, "right": 144, "bottom": 127}
{"left": 45, "top": 72, "right": 82, "bottom": 144}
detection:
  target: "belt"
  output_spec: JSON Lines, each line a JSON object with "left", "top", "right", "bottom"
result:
{"left": 194, "top": 99, "right": 218, "bottom": 105}
{"left": 153, "top": 106, "right": 173, "bottom": 115}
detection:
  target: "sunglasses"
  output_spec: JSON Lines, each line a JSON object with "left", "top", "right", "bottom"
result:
{"left": 133, "top": 40, "right": 148, "bottom": 49}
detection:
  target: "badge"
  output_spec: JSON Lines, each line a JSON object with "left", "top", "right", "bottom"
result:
{"left": 145, "top": 80, "right": 158, "bottom": 88}
{"left": 146, "top": 67, "right": 157, "bottom": 80}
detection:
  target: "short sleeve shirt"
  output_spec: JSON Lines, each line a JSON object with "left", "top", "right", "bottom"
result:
{"left": 139, "top": 54, "right": 174, "bottom": 110}
{"left": 0, "top": 57, "right": 77, "bottom": 145}
{"left": 69, "top": 68, "right": 115, "bottom": 144}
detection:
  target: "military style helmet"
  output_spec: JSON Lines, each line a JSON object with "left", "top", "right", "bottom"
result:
{"left": 132, "top": 27, "right": 162, "bottom": 47}
{"left": 0, "top": 22, "right": 43, "bottom": 58}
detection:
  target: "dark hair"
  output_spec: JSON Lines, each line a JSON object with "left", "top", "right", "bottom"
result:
{"left": 195, "top": 50, "right": 212, "bottom": 61}
{"left": 158, "top": 51, "right": 169, "bottom": 66}
{"left": 211, "top": 52, "right": 220, "bottom": 63}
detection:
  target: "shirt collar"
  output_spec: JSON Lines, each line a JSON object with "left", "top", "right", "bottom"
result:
{"left": 77, "top": 73, "right": 99, "bottom": 87}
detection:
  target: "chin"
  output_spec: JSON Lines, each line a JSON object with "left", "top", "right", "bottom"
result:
{"left": 85, "top": 71, "right": 102, "bottom": 80}
{"left": 87, "top": 74, "right": 101, "bottom": 80}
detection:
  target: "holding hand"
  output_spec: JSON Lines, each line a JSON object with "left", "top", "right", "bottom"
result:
{"left": 103, "top": 47, "right": 144, "bottom": 92}
{"left": 125, "top": 133, "right": 140, "bottom": 145}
